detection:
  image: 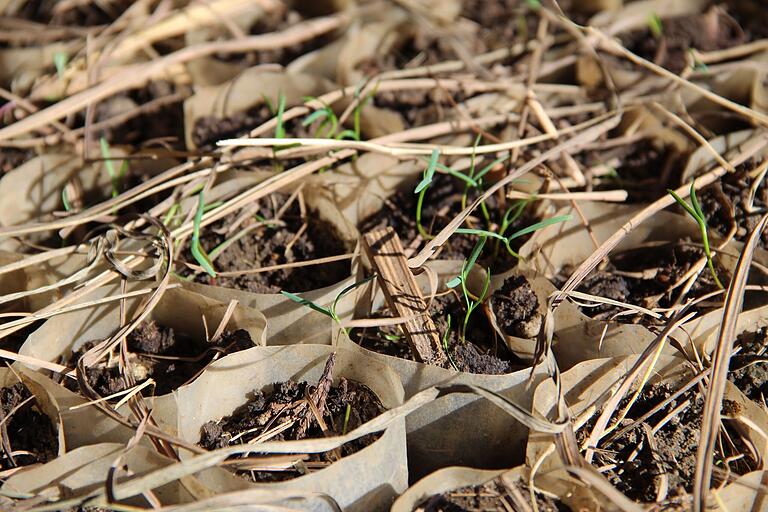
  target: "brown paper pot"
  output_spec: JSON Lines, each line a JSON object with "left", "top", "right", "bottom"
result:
{"left": 0, "top": 152, "right": 116, "bottom": 251}
{"left": 518, "top": 200, "right": 743, "bottom": 368}
{"left": 577, "top": 0, "right": 708, "bottom": 92}
{"left": 528, "top": 355, "right": 768, "bottom": 509}
{"left": 19, "top": 285, "right": 266, "bottom": 433}
{"left": 183, "top": 68, "right": 334, "bottom": 149}
{"left": 0, "top": 442, "right": 190, "bottom": 508}
{"left": 174, "top": 344, "right": 407, "bottom": 512}
{"left": 391, "top": 465, "right": 566, "bottom": 512}
{"left": 327, "top": 260, "right": 549, "bottom": 480}
{"left": 0, "top": 367, "right": 65, "bottom": 473}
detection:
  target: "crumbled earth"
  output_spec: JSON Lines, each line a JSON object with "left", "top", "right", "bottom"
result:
{"left": 415, "top": 477, "right": 569, "bottom": 512}
{"left": 580, "top": 382, "right": 753, "bottom": 503}
{"left": 199, "top": 377, "right": 385, "bottom": 482}
{"left": 621, "top": 6, "right": 747, "bottom": 74}
{"left": 181, "top": 193, "right": 350, "bottom": 293}
{"left": 491, "top": 275, "right": 541, "bottom": 338}
{"left": 359, "top": 172, "right": 537, "bottom": 272}
{"left": 557, "top": 241, "right": 726, "bottom": 325}
{"left": 729, "top": 327, "right": 768, "bottom": 405}
{"left": 699, "top": 158, "right": 768, "bottom": 247}
{"left": 586, "top": 140, "right": 678, "bottom": 202}
{"left": 351, "top": 290, "right": 518, "bottom": 375}
{"left": 66, "top": 321, "right": 254, "bottom": 397}
{"left": 0, "top": 382, "right": 58, "bottom": 472}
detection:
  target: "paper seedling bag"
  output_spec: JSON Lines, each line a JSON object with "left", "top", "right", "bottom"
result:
{"left": 175, "top": 344, "right": 407, "bottom": 512}
{"left": 1, "top": 442, "right": 190, "bottom": 508}
{"left": 528, "top": 355, "right": 768, "bottom": 510}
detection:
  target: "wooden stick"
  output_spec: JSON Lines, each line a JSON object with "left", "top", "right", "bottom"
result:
{"left": 362, "top": 228, "right": 447, "bottom": 366}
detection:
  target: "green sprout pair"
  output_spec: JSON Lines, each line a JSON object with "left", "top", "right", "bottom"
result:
{"left": 667, "top": 180, "right": 723, "bottom": 289}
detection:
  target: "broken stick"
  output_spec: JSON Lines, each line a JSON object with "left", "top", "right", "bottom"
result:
{"left": 362, "top": 227, "right": 447, "bottom": 367}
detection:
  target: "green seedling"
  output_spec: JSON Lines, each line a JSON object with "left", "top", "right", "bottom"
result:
{"left": 191, "top": 191, "right": 216, "bottom": 278}
{"left": 648, "top": 13, "right": 663, "bottom": 39}
{"left": 61, "top": 188, "right": 73, "bottom": 212}
{"left": 99, "top": 137, "right": 128, "bottom": 198}
{"left": 442, "top": 314, "right": 459, "bottom": 371}
{"left": 53, "top": 51, "right": 68, "bottom": 79}
{"left": 501, "top": 214, "right": 572, "bottom": 259}
{"left": 342, "top": 404, "right": 352, "bottom": 435}
{"left": 415, "top": 149, "right": 441, "bottom": 239}
{"left": 446, "top": 236, "right": 491, "bottom": 341}
{"left": 281, "top": 275, "right": 377, "bottom": 334}
{"left": 667, "top": 180, "right": 724, "bottom": 289}
{"left": 274, "top": 92, "right": 287, "bottom": 139}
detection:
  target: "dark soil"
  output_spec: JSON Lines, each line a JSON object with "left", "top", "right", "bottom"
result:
{"left": 351, "top": 289, "right": 518, "bottom": 375}
{"left": 621, "top": 6, "right": 747, "bottom": 74}
{"left": 699, "top": 158, "right": 768, "bottom": 247}
{"left": 556, "top": 240, "right": 727, "bottom": 325}
{"left": 0, "top": 320, "right": 44, "bottom": 366}
{"left": 181, "top": 193, "right": 350, "bottom": 293}
{"left": 0, "top": 382, "right": 58, "bottom": 472}
{"left": 415, "top": 476, "right": 569, "bottom": 512}
{"left": 491, "top": 275, "right": 541, "bottom": 338}
{"left": 192, "top": 103, "right": 315, "bottom": 151}
{"left": 359, "top": 172, "right": 537, "bottom": 272}
{"left": 11, "top": 0, "right": 134, "bottom": 26}
{"left": 199, "top": 370, "right": 385, "bottom": 482}
{"left": 729, "top": 327, "right": 768, "bottom": 405}
{"left": 92, "top": 81, "right": 189, "bottom": 151}
{"left": 0, "top": 148, "right": 36, "bottom": 174}
{"left": 580, "top": 382, "right": 753, "bottom": 503}
{"left": 586, "top": 140, "right": 680, "bottom": 203}
{"left": 66, "top": 321, "right": 254, "bottom": 397}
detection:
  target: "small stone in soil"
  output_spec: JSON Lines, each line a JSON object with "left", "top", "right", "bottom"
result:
{"left": 199, "top": 377, "right": 385, "bottom": 482}
{"left": 0, "top": 382, "right": 58, "bottom": 471}
{"left": 66, "top": 321, "right": 254, "bottom": 397}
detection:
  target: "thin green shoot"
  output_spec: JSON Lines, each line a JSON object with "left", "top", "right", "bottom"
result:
{"left": 61, "top": 188, "right": 72, "bottom": 212}
{"left": 383, "top": 333, "right": 402, "bottom": 343}
{"left": 667, "top": 181, "right": 723, "bottom": 288}
{"left": 502, "top": 214, "right": 572, "bottom": 259}
{"left": 281, "top": 275, "right": 377, "bottom": 334}
{"left": 53, "top": 52, "right": 68, "bottom": 79}
{"left": 648, "top": 13, "right": 663, "bottom": 39}
{"left": 446, "top": 236, "right": 491, "bottom": 341}
{"left": 191, "top": 192, "right": 216, "bottom": 278}
{"left": 162, "top": 202, "right": 181, "bottom": 228}
{"left": 342, "top": 404, "right": 352, "bottom": 435}
{"left": 415, "top": 149, "right": 441, "bottom": 239}
{"left": 274, "top": 93, "right": 287, "bottom": 139}
{"left": 99, "top": 137, "right": 128, "bottom": 198}
{"left": 442, "top": 315, "right": 459, "bottom": 371}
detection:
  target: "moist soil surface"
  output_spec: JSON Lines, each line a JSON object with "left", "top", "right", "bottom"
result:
{"left": 556, "top": 240, "right": 727, "bottom": 325}
{"left": 360, "top": 172, "right": 537, "bottom": 273}
{"left": 199, "top": 373, "right": 385, "bottom": 482}
{"left": 729, "top": 327, "right": 768, "bottom": 406}
{"left": 414, "top": 476, "right": 569, "bottom": 512}
{"left": 66, "top": 321, "right": 254, "bottom": 397}
{"left": 579, "top": 382, "right": 753, "bottom": 503}
{"left": 181, "top": 192, "right": 349, "bottom": 294}
{"left": 0, "top": 382, "right": 58, "bottom": 472}
{"left": 621, "top": 5, "right": 747, "bottom": 74}
{"left": 351, "top": 283, "right": 521, "bottom": 375}
{"left": 699, "top": 158, "right": 768, "bottom": 248}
